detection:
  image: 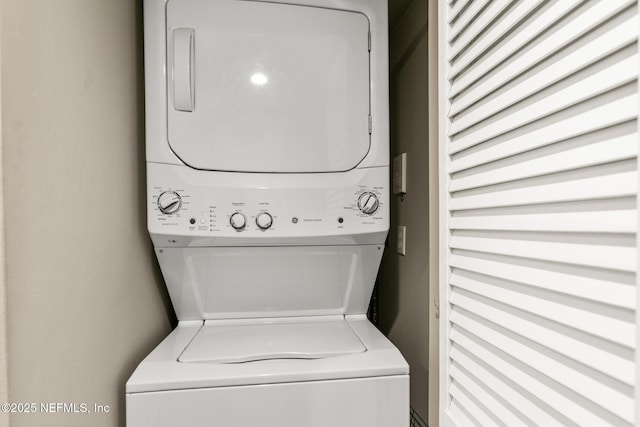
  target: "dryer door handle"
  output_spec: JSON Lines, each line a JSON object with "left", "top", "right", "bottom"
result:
{"left": 172, "top": 28, "right": 195, "bottom": 112}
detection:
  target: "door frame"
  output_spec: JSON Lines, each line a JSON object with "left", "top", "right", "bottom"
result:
{"left": 427, "top": 0, "right": 440, "bottom": 426}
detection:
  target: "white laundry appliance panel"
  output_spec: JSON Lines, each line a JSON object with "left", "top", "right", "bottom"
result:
{"left": 156, "top": 244, "right": 383, "bottom": 320}
{"left": 126, "top": 318, "right": 409, "bottom": 426}
{"left": 148, "top": 160, "right": 389, "bottom": 321}
{"left": 178, "top": 319, "right": 367, "bottom": 363}
{"left": 166, "top": 0, "right": 370, "bottom": 173}
{"left": 127, "top": 318, "right": 407, "bottom": 393}
{"left": 133, "top": 0, "right": 405, "bottom": 425}
{"left": 147, "top": 162, "right": 389, "bottom": 248}
{"left": 144, "top": 0, "right": 389, "bottom": 170}
{"left": 127, "top": 376, "right": 409, "bottom": 427}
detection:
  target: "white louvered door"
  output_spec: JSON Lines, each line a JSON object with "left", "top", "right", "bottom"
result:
{"left": 439, "top": 1, "right": 639, "bottom": 426}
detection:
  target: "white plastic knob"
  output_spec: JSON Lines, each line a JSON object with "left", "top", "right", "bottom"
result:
{"left": 256, "top": 212, "right": 273, "bottom": 230}
{"left": 358, "top": 192, "right": 379, "bottom": 215}
{"left": 157, "top": 191, "right": 182, "bottom": 215}
{"left": 230, "top": 212, "right": 247, "bottom": 230}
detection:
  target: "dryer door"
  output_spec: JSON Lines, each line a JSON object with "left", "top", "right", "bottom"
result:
{"left": 166, "top": 0, "right": 371, "bottom": 173}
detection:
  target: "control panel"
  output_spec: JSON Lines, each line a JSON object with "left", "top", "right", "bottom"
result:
{"left": 147, "top": 163, "right": 389, "bottom": 246}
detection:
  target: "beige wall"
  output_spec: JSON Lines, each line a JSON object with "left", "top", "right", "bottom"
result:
{"left": 0, "top": 160, "right": 8, "bottom": 427}
{"left": 0, "top": 1, "right": 173, "bottom": 426}
{"left": 378, "top": 0, "right": 430, "bottom": 422}
{"left": 0, "top": 5, "right": 8, "bottom": 423}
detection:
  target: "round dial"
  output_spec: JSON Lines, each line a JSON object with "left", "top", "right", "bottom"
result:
{"left": 157, "top": 191, "right": 182, "bottom": 215}
{"left": 230, "top": 212, "right": 247, "bottom": 230}
{"left": 358, "top": 192, "right": 379, "bottom": 215}
{"left": 256, "top": 212, "right": 273, "bottom": 230}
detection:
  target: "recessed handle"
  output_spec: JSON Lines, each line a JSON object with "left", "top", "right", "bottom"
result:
{"left": 173, "top": 28, "right": 195, "bottom": 112}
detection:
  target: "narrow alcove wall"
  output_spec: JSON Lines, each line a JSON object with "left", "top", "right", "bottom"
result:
{"left": 378, "top": 0, "right": 431, "bottom": 424}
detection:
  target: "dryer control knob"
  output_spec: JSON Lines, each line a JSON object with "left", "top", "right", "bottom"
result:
{"left": 230, "top": 212, "right": 247, "bottom": 230}
{"left": 157, "top": 191, "right": 182, "bottom": 215}
{"left": 256, "top": 212, "right": 273, "bottom": 230}
{"left": 358, "top": 192, "right": 379, "bottom": 215}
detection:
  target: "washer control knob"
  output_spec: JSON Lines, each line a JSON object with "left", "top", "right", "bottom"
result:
{"left": 230, "top": 212, "right": 247, "bottom": 230}
{"left": 256, "top": 212, "right": 273, "bottom": 230}
{"left": 358, "top": 192, "right": 379, "bottom": 215}
{"left": 157, "top": 191, "right": 182, "bottom": 215}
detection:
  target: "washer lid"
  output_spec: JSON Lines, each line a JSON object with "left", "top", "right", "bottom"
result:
{"left": 178, "top": 319, "right": 366, "bottom": 363}
{"left": 166, "top": 0, "right": 371, "bottom": 173}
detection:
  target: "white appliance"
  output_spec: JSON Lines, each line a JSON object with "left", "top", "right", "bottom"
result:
{"left": 126, "top": 0, "right": 409, "bottom": 425}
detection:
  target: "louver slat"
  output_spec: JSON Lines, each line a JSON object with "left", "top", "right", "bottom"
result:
{"left": 450, "top": 168, "right": 637, "bottom": 211}
{"left": 447, "top": 0, "right": 543, "bottom": 81}
{"left": 449, "top": 250, "right": 635, "bottom": 308}
{"left": 450, "top": 134, "right": 637, "bottom": 192}
{"left": 450, "top": 362, "right": 526, "bottom": 427}
{"left": 448, "top": 0, "right": 490, "bottom": 43}
{"left": 449, "top": 95, "right": 638, "bottom": 173}
{"left": 450, "top": 308, "right": 634, "bottom": 422}
{"left": 448, "top": 0, "right": 468, "bottom": 25}
{"left": 450, "top": 346, "right": 565, "bottom": 427}
{"left": 450, "top": 326, "right": 626, "bottom": 426}
{"left": 447, "top": 0, "right": 512, "bottom": 62}
{"left": 449, "top": 54, "right": 637, "bottom": 151}
{"left": 449, "top": 0, "right": 582, "bottom": 88}
{"left": 449, "top": 0, "right": 634, "bottom": 108}
{"left": 449, "top": 16, "right": 637, "bottom": 134}
{"left": 449, "top": 231, "right": 636, "bottom": 272}
{"left": 450, "top": 276, "right": 635, "bottom": 352}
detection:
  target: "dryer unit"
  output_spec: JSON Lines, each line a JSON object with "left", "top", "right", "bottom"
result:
{"left": 126, "top": 0, "right": 409, "bottom": 425}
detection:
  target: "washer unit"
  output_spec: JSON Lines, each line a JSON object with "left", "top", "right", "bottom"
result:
{"left": 126, "top": 0, "right": 409, "bottom": 425}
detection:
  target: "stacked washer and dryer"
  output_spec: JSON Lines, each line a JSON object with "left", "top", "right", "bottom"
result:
{"left": 126, "top": 0, "right": 409, "bottom": 425}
